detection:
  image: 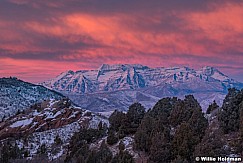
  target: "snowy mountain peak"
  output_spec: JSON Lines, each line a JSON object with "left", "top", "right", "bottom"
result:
{"left": 183, "top": 66, "right": 194, "bottom": 71}
{"left": 52, "top": 70, "right": 74, "bottom": 82}
{"left": 61, "top": 70, "right": 74, "bottom": 76}
{"left": 98, "top": 64, "right": 149, "bottom": 72}
{"left": 39, "top": 64, "right": 243, "bottom": 113}
{"left": 42, "top": 64, "right": 243, "bottom": 95}
{"left": 200, "top": 66, "right": 230, "bottom": 82}
{"left": 201, "top": 66, "right": 219, "bottom": 75}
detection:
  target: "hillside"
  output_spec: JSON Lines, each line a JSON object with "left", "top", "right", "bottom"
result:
{"left": 1, "top": 89, "right": 242, "bottom": 162}
{"left": 0, "top": 98, "right": 108, "bottom": 162}
{"left": 0, "top": 77, "right": 63, "bottom": 120}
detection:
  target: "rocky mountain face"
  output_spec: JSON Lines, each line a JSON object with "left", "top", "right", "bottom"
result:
{"left": 0, "top": 77, "right": 63, "bottom": 120}
{"left": 43, "top": 64, "right": 242, "bottom": 94}
{"left": 42, "top": 64, "right": 243, "bottom": 112}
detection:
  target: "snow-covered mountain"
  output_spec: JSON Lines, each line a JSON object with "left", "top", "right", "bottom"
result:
{"left": 0, "top": 77, "right": 63, "bottom": 120}
{"left": 42, "top": 64, "right": 243, "bottom": 112}
{"left": 43, "top": 64, "right": 242, "bottom": 93}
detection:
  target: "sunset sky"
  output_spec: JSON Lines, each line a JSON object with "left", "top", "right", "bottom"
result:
{"left": 0, "top": 0, "right": 243, "bottom": 83}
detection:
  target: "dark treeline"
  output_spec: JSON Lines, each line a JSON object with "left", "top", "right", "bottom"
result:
{"left": 64, "top": 123, "right": 134, "bottom": 163}
{"left": 109, "top": 96, "right": 208, "bottom": 162}
{"left": 106, "top": 88, "right": 243, "bottom": 162}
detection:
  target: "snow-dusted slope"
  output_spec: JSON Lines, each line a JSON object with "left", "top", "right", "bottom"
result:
{"left": 0, "top": 77, "right": 63, "bottom": 120}
{"left": 0, "top": 98, "right": 108, "bottom": 160}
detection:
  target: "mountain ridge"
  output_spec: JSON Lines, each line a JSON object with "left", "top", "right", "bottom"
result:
{"left": 41, "top": 64, "right": 243, "bottom": 112}
{"left": 42, "top": 64, "right": 243, "bottom": 94}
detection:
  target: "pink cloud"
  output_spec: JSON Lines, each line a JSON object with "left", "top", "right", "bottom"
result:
{"left": 0, "top": 1, "right": 243, "bottom": 82}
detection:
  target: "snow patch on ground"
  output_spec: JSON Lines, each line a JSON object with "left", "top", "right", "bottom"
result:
{"left": 10, "top": 118, "right": 33, "bottom": 128}
{"left": 16, "top": 122, "right": 80, "bottom": 160}
{"left": 88, "top": 115, "right": 109, "bottom": 129}
{"left": 98, "top": 111, "right": 114, "bottom": 118}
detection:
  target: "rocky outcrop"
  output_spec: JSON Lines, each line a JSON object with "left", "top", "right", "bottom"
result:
{"left": 0, "top": 99, "right": 86, "bottom": 140}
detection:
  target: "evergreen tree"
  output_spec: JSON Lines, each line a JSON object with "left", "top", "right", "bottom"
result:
{"left": 65, "top": 128, "right": 104, "bottom": 162}
{"left": 149, "top": 130, "right": 172, "bottom": 163}
{"left": 169, "top": 95, "right": 200, "bottom": 127}
{"left": 0, "top": 141, "right": 22, "bottom": 163}
{"left": 94, "top": 141, "right": 113, "bottom": 163}
{"left": 85, "top": 150, "right": 96, "bottom": 163}
{"left": 188, "top": 108, "right": 208, "bottom": 140}
{"left": 126, "top": 103, "right": 145, "bottom": 133}
{"left": 54, "top": 135, "right": 62, "bottom": 145}
{"left": 193, "top": 129, "right": 226, "bottom": 158}
{"left": 0, "top": 142, "right": 11, "bottom": 163}
{"left": 219, "top": 88, "right": 243, "bottom": 133}
{"left": 118, "top": 141, "right": 125, "bottom": 152}
{"left": 206, "top": 100, "right": 219, "bottom": 114}
{"left": 172, "top": 106, "right": 208, "bottom": 162}
{"left": 149, "top": 97, "right": 178, "bottom": 126}
{"left": 39, "top": 143, "right": 47, "bottom": 155}
{"left": 107, "top": 129, "right": 118, "bottom": 145}
{"left": 172, "top": 122, "right": 194, "bottom": 161}
{"left": 134, "top": 115, "right": 154, "bottom": 152}
{"left": 23, "top": 150, "right": 29, "bottom": 158}
{"left": 118, "top": 115, "right": 131, "bottom": 138}
{"left": 109, "top": 110, "right": 126, "bottom": 132}
{"left": 236, "top": 102, "right": 243, "bottom": 153}
{"left": 111, "top": 151, "right": 135, "bottom": 163}
{"left": 98, "top": 121, "right": 103, "bottom": 131}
